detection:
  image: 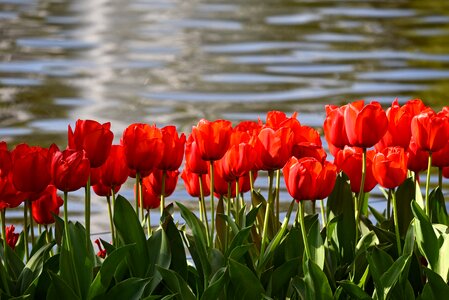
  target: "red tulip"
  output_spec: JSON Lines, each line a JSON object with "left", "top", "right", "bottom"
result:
{"left": 206, "top": 160, "right": 236, "bottom": 197}
{"left": 191, "top": 119, "right": 232, "bottom": 161}
{"left": 291, "top": 125, "right": 326, "bottom": 162}
{"left": 68, "top": 119, "right": 113, "bottom": 168}
{"left": 94, "top": 145, "right": 129, "bottom": 188}
{"left": 432, "top": 141, "right": 449, "bottom": 168}
{"left": 411, "top": 110, "right": 449, "bottom": 153}
{"left": 443, "top": 166, "right": 449, "bottom": 179}
{"left": 31, "top": 185, "right": 64, "bottom": 225}
{"left": 12, "top": 144, "right": 52, "bottom": 194}
{"left": 375, "top": 100, "right": 413, "bottom": 151}
{"left": 51, "top": 149, "right": 90, "bottom": 192}
{"left": 372, "top": 147, "right": 408, "bottom": 189}
{"left": 94, "top": 239, "right": 107, "bottom": 258}
{"left": 283, "top": 157, "right": 337, "bottom": 201}
{"left": 181, "top": 168, "right": 210, "bottom": 198}
{"left": 234, "top": 120, "right": 262, "bottom": 141}
{"left": 222, "top": 142, "right": 256, "bottom": 178}
{"left": 185, "top": 134, "right": 209, "bottom": 175}
{"left": 255, "top": 127, "right": 293, "bottom": 171}
{"left": 239, "top": 171, "right": 257, "bottom": 194}
{"left": 138, "top": 178, "right": 160, "bottom": 210}
{"left": 0, "top": 176, "right": 26, "bottom": 209}
{"left": 323, "top": 104, "right": 350, "bottom": 151}
{"left": 146, "top": 169, "right": 179, "bottom": 197}
{"left": 0, "top": 142, "right": 12, "bottom": 178}
{"left": 265, "top": 111, "right": 298, "bottom": 130}
{"left": 92, "top": 182, "right": 121, "bottom": 197}
{"left": 344, "top": 100, "right": 388, "bottom": 148}
{"left": 121, "top": 123, "right": 164, "bottom": 173}
{"left": 406, "top": 137, "right": 429, "bottom": 174}
{"left": 334, "top": 147, "right": 377, "bottom": 193}
{"left": 5, "top": 225, "right": 18, "bottom": 250}
{"left": 158, "top": 126, "right": 186, "bottom": 171}
{"left": 404, "top": 99, "right": 430, "bottom": 117}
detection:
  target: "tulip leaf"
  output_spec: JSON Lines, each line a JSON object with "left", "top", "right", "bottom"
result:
{"left": 338, "top": 280, "right": 371, "bottom": 300}
{"left": 304, "top": 259, "right": 333, "bottom": 300}
{"left": 146, "top": 228, "right": 171, "bottom": 293}
{"left": 114, "top": 195, "right": 149, "bottom": 277}
{"left": 419, "top": 268, "right": 449, "bottom": 299}
{"left": 228, "top": 258, "right": 264, "bottom": 300}
{"left": 270, "top": 257, "right": 301, "bottom": 299}
{"left": 163, "top": 215, "right": 188, "bottom": 280}
{"left": 201, "top": 267, "right": 227, "bottom": 300}
{"left": 229, "top": 244, "right": 253, "bottom": 261}
{"left": 4, "top": 242, "right": 25, "bottom": 280}
{"left": 226, "top": 226, "right": 252, "bottom": 258}
{"left": 157, "top": 266, "right": 196, "bottom": 300}
{"left": 395, "top": 178, "right": 415, "bottom": 236}
{"left": 430, "top": 187, "right": 449, "bottom": 226}
{"left": 48, "top": 272, "right": 81, "bottom": 300}
{"left": 245, "top": 204, "right": 261, "bottom": 228}
{"left": 87, "top": 244, "right": 133, "bottom": 300}
{"left": 215, "top": 196, "right": 226, "bottom": 252}
{"left": 307, "top": 215, "right": 325, "bottom": 269}
{"left": 104, "top": 277, "right": 150, "bottom": 300}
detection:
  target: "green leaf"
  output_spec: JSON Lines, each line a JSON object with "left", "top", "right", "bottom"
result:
{"left": 338, "top": 280, "right": 371, "bottom": 300}
{"left": 430, "top": 187, "right": 449, "bottom": 225}
{"left": 163, "top": 216, "right": 188, "bottom": 280}
{"left": 228, "top": 259, "right": 264, "bottom": 300}
{"left": 304, "top": 259, "right": 333, "bottom": 300}
{"left": 226, "top": 226, "right": 252, "bottom": 258}
{"left": 229, "top": 244, "right": 253, "bottom": 261}
{"left": 114, "top": 195, "right": 149, "bottom": 277}
{"left": 215, "top": 196, "right": 226, "bottom": 252}
{"left": 201, "top": 267, "right": 227, "bottom": 300}
{"left": 307, "top": 215, "right": 324, "bottom": 269}
{"left": 395, "top": 178, "right": 415, "bottom": 236}
{"left": 147, "top": 228, "right": 171, "bottom": 293}
{"left": 5, "top": 242, "right": 25, "bottom": 280}
{"left": 368, "top": 205, "right": 386, "bottom": 224}
{"left": 246, "top": 204, "right": 261, "bottom": 227}
{"left": 380, "top": 255, "right": 411, "bottom": 299}
{"left": 157, "top": 266, "right": 196, "bottom": 300}
{"left": 87, "top": 244, "right": 133, "bottom": 300}
{"left": 104, "top": 278, "right": 150, "bottom": 300}
{"left": 48, "top": 272, "right": 81, "bottom": 300}
{"left": 29, "top": 230, "right": 49, "bottom": 258}
{"left": 420, "top": 268, "right": 449, "bottom": 299}
{"left": 270, "top": 257, "right": 301, "bottom": 299}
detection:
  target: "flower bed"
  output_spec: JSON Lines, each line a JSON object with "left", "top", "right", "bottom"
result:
{"left": 0, "top": 99, "right": 449, "bottom": 299}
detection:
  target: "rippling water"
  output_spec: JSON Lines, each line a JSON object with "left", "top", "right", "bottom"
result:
{"left": 2, "top": 0, "right": 449, "bottom": 236}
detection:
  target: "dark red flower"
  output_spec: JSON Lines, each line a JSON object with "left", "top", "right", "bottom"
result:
{"left": 185, "top": 134, "right": 209, "bottom": 175}
{"left": 372, "top": 147, "right": 408, "bottom": 189}
{"left": 254, "top": 126, "right": 293, "bottom": 171}
{"left": 68, "top": 119, "right": 113, "bottom": 168}
{"left": 206, "top": 160, "right": 236, "bottom": 197}
{"left": 94, "top": 239, "right": 107, "bottom": 258}
{"left": 411, "top": 110, "right": 449, "bottom": 153}
{"left": 344, "top": 100, "right": 388, "bottom": 148}
{"left": 191, "top": 119, "right": 232, "bottom": 161}
{"left": 181, "top": 168, "right": 210, "bottom": 198}
{"left": 158, "top": 126, "right": 186, "bottom": 171}
{"left": 5, "top": 225, "right": 19, "bottom": 250}
{"left": 334, "top": 147, "right": 377, "bottom": 193}
{"left": 12, "top": 144, "right": 52, "bottom": 194}
{"left": 92, "top": 182, "right": 121, "bottom": 197}
{"left": 146, "top": 169, "right": 179, "bottom": 197}
{"left": 51, "top": 149, "right": 90, "bottom": 192}
{"left": 121, "top": 123, "right": 164, "bottom": 173}
{"left": 443, "top": 166, "right": 449, "bottom": 179}
{"left": 283, "top": 157, "right": 337, "bottom": 201}
{"left": 31, "top": 185, "right": 63, "bottom": 225}
{"left": 0, "top": 142, "right": 12, "bottom": 178}
{"left": 0, "top": 176, "right": 26, "bottom": 209}
{"left": 94, "top": 145, "right": 129, "bottom": 189}
{"left": 432, "top": 141, "right": 449, "bottom": 168}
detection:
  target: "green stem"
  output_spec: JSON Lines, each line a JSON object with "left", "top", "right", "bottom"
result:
{"left": 146, "top": 210, "right": 151, "bottom": 237}
{"left": 391, "top": 189, "right": 402, "bottom": 255}
{"left": 28, "top": 200, "right": 35, "bottom": 246}
{"left": 1, "top": 209, "right": 7, "bottom": 262}
{"left": 63, "top": 191, "right": 71, "bottom": 251}
{"left": 260, "top": 170, "right": 274, "bottom": 256}
{"left": 235, "top": 179, "right": 240, "bottom": 226}
{"left": 210, "top": 161, "right": 216, "bottom": 247}
{"left": 38, "top": 224, "right": 42, "bottom": 235}
{"left": 387, "top": 189, "right": 391, "bottom": 219}
{"left": 439, "top": 167, "right": 443, "bottom": 191}
{"left": 85, "top": 175, "right": 91, "bottom": 247}
{"left": 160, "top": 170, "right": 166, "bottom": 218}
{"left": 425, "top": 152, "right": 432, "bottom": 218}
{"left": 356, "top": 148, "right": 367, "bottom": 239}
{"left": 111, "top": 188, "right": 118, "bottom": 243}
{"left": 135, "top": 172, "right": 140, "bottom": 219}
{"left": 106, "top": 196, "right": 115, "bottom": 245}
{"left": 299, "top": 201, "right": 311, "bottom": 261}
{"left": 311, "top": 200, "right": 316, "bottom": 214}
{"left": 139, "top": 176, "right": 144, "bottom": 223}
{"left": 24, "top": 200, "right": 29, "bottom": 261}
{"left": 275, "top": 169, "right": 281, "bottom": 228}
{"left": 249, "top": 170, "right": 254, "bottom": 194}
{"left": 320, "top": 199, "right": 327, "bottom": 228}
{"left": 45, "top": 224, "right": 53, "bottom": 256}
{"left": 199, "top": 175, "right": 210, "bottom": 246}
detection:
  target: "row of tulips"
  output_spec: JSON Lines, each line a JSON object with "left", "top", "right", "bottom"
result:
{"left": 1, "top": 98, "right": 449, "bottom": 298}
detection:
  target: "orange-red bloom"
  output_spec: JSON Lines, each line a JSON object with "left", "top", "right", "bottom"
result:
{"left": 344, "top": 100, "right": 388, "bottom": 148}
{"left": 323, "top": 104, "right": 350, "bottom": 152}
{"left": 121, "top": 123, "right": 164, "bottom": 173}
{"left": 146, "top": 169, "right": 179, "bottom": 197}
{"left": 51, "top": 149, "right": 90, "bottom": 192}
{"left": 138, "top": 178, "right": 160, "bottom": 210}
{"left": 158, "top": 126, "right": 186, "bottom": 171}
{"left": 372, "top": 147, "right": 408, "bottom": 189}
{"left": 12, "top": 144, "right": 52, "bottom": 194}
{"left": 255, "top": 127, "right": 293, "bottom": 171}
{"left": 181, "top": 168, "right": 210, "bottom": 198}
{"left": 334, "top": 147, "right": 377, "bottom": 193}
{"left": 68, "top": 119, "right": 113, "bottom": 168}
{"left": 185, "top": 134, "right": 209, "bottom": 175}
{"left": 0, "top": 176, "right": 26, "bottom": 210}
{"left": 222, "top": 142, "right": 256, "bottom": 179}
{"left": 291, "top": 125, "right": 326, "bottom": 163}
{"left": 31, "top": 185, "right": 64, "bottom": 225}
{"left": 283, "top": 157, "right": 337, "bottom": 201}
{"left": 411, "top": 110, "right": 449, "bottom": 153}
{"left": 406, "top": 137, "right": 429, "bottom": 174}
{"left": 191, "top": 119, "right": 232, "bottom": 161}
{"left": 94, "top": 145, "right": 129, "bottom": 189}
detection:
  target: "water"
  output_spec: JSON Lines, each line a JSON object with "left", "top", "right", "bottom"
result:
{"left": 2, "top": 0, "right": 449, "bottom": 237}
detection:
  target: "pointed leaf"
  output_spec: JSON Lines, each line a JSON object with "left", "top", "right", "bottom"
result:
{"left": 157, "top": 266, "right": 196, "bottom": 300}
{"left": 104, "top": 278, "right": 150, "bottom": 300}
{"left": 228, "top": 259, "right": 264, "bottom": 300}
{"left": 304, "top": 259, "right": 332, "bottom": 300}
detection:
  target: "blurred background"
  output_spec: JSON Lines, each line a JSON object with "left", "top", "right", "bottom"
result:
{"left": 1, "top": 0, "right": 449, "bottom": 235}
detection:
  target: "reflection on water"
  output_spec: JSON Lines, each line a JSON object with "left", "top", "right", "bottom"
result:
{"left": 1, "top": 0, "right": 449, "bottom": 234}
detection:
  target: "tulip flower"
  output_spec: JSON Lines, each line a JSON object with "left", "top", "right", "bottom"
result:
{"left": 51, "top": 149, "right": 90, "bottom": 192}
{"left": 291, "top": 125, "right": 327, "bottom": 163}
{"left": 221, "top": 142, "right": 256, "bottom": 179}
{"left": 5, "top": 225, "right": 18, "bottom": 250}
{"left": 411, "top": 110, "right": 449, "bottom": 153}
{"left": 191, "top": 119, "right": 232, "bottom": 162}
{"left": 158, "top": 126, "right": 186, "bottom": 171}
{"left": 344, "top": 100, "right": 388, "bottom": 148}
{"left": 185, "top": 134, "right": 209, "bottom": 175}
{"left": 406, "top": 137, "right": 429, "bottom": 174}
{"left": 265, "top": 111, "right": 298, "bottom": 130}
{"left": 68, "top": 119, "right": 114, "bottom": 168}
{"left": 94, "top": 145, "right": 129, "bottom": 191}
{"left": 92, "top": 182, "right": 121, "bottom": 197}
{"left": 443, "top": 166, "right": 449, "bottom": 179}
{"left": 146, "top": 169, "right": 179, "bottom": 198}
{"left": 94, "top": 239, "right": 107, "bottom": 259}
{"left": 254, "top": 127, "right": 293, "bottom": 171}
{"left": 372, "top": 147, "right": 408, "bottom": 189}
{"left": 0, "top": 142, "right": 12, "bottom": 178}
{"left": 31, "top": 185, "right": 63, "bottom": 225}
{"left": 334, "top": 147, "right": 377, "bottom": 193}
{"left": 323, "top": 104, "right": 350, "bottom": 152}
{"left": 181, "top": 168, "right": 210, "bottom": 198}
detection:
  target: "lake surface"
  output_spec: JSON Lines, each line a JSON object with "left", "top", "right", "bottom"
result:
{"left": 2, "top": 0, "right": 449, "bottom": 237}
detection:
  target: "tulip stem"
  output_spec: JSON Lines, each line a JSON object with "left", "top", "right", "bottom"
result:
{"left": 209, "top": 161, "right": 216, "bottom": 247}
{"left": 135, "top": 172, "right": 140, "bottom": 219}
{"left": 111, "top": 188, "right": 118, "bottom": 244}
{"left": 199, "top": 175, "right": 210, "bottom": 245}
{"left": 299, "top": 201, "right": 311, "bottom": 261}
{"left": 260, "top": 170, "right": 274, "bottom": 257}
{"left": 85, "top": 175, "right": 91, "bottom": 248}
{"left": 275, "top": 169, "right": 281, "bottom": 229}
{"left": 45, "top": 224, "right": 53, "bottom": 256}
{"left": 146, "top": 210, "right": 151, "bottom": 237}
{"left": 28, "top": 200, "right": 35, "bottom": 246}
{"left": 320, "top": 199, "right": 327, "bottom": 228}
{"left": 425, "top": 153, "right": 432, "bottom": 218}
{"left": 106, "top": 196, "right": 115, "bottom": 245}
{"left": 391, "top": 188, "right": 402, "bottom": 255}
{"left": 387, "top": 190, "right": 391, "bottom": 219}
{"left": 24, "top": 201, "right": 29, "bottom": 261}
{"left": 63, "top": 191, "right": 71, "bottom": 251}
{"left": 356, "top": 148, "right": 367, "bottom": 239}
{"left": 160, "top": 170, "right": 166, "bottom": 218}
{"left": 235, "top": 179, "right": 240, "bottom": 226}
{"left": 1, "top": 209, "right": 8, "bottom": 265}
{"left": 249, "top": 170, "right": 254, "bottom": 194}
{"left": 439, "top": 167, "right": 443, "bottom": 191}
